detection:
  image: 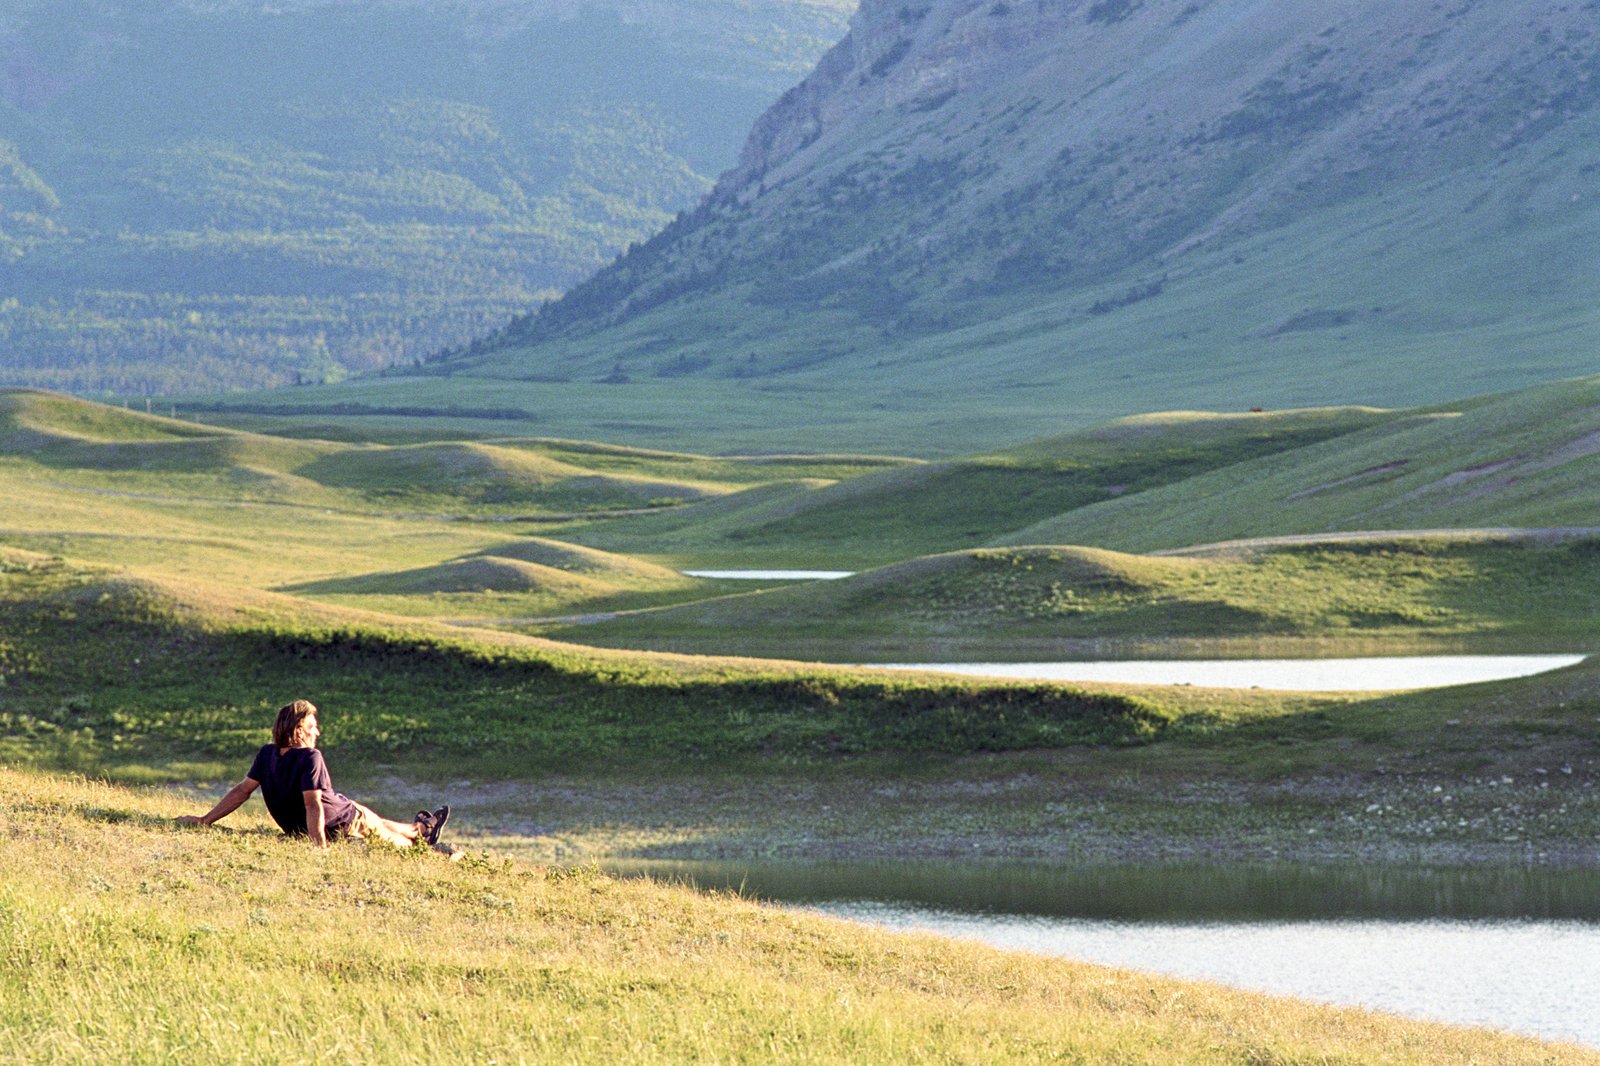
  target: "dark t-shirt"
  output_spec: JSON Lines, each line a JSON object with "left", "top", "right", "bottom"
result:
{"left": 246, "top": 744, "right": 358, "bottom": 837}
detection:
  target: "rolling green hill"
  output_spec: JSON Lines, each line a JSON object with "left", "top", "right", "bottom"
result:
{"left": 525, "top": 376, "right": 1600, "bottom": 575}
{"left": 0, "top": 0, "right": 853, "bottom": 394}
{"left": 11, "top": 382, "right": 1600, "bottom": 655}
{"left": 280, "top": 540, "right": 712, "bottom": 621}
{"left": 0, "top": 388, "right": 773, "bottom": 516}
{"left": 0, "top": 546, "right": 1215, "bottom": 773}
{"left": 996, "top": 374, "right": 1600, "bottom": 552}
{"left": 547, "top": 537, "right": 1600, "bottom": 659}
{"left": 250, "top": 0, "right": 1600, "bottom": 454}
{"left": 6, "top": 388, "right": 1600, "bottom": 886}
{"left": 562, "top": 406, "right": 1399, "bottom": 566}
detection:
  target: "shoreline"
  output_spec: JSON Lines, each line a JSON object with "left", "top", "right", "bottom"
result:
{"left": 358, "top": 757, "right": 1600, "bottom": 870}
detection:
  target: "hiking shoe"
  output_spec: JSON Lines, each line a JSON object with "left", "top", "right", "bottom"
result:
{"left": 416, "top": 804, "right": 450, "bottom": 846}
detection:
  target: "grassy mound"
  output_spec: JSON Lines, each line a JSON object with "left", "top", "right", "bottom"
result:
{"left": 299, "top": 441, "right": 725, "bottom": 511}
{"left": 0, "top": 389, "right": 336, "bottom": 482}
{"left": 564, "top": 406, "right": 1399, "bottom": 566}
{"left": 290, "top": 556, "right": 624, "bottom": 598}
{"left": 472, "top": 537, "right": 690, "bottom": 586}
{"left": 279, "top": 542, "right": 702, "bottom": 621}
{"left": 0, "top": 391, "right": 742, "bottom": 517}
{"left": 553, "top": 537, "right": 1600, "bottom": 657}
{"left": 3, "top": 769, "right": 1587, "bottom": 1064}
{"left": 0, "top": 550, "right": 1195, "bottom": 775}
{"left": 0, "top": 388, "right": 222, "bottom": 446}
{"left": 998, "top": 375, "right": 1600, "bottom": 552}
{"left": 988, "top": 407, "right": 1395, "bottom": 464}
{"left": 486, "top": 438, "right": 917, "bottom": 485}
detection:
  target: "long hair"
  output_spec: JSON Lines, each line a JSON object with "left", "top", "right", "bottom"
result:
{"left": 272, "top": 699, "right": 318, "bottom": 748}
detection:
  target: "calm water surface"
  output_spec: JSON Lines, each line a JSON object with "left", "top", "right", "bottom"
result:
{"left": 611, "top": 860, "right": 1600, "bottom": 1047}
{"left": 820, "top": 904, "right": 1600, "bottom": 1047}
{"left": 863, "top": 655, "right": 1586, "bottom": 691}
{"left": 683, "top": 569, "right": 855, "bottom": 580}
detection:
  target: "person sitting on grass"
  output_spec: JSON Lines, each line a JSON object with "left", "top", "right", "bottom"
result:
{"left": 177, "top": 699, "right": 449, "bottom": 849}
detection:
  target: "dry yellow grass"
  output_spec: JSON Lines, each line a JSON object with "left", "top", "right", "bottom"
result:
{"left": 0, "top": 768, "right": 1590, "bottom": 1064}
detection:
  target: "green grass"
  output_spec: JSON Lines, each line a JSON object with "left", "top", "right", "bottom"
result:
{"left": 3, "top": 387, "right": 901, "bottom": 520}
{"left": 538, "top": 375, "right": 1600, "bottom": 572}
{"left": 0, "top": 549, "right": 1218, "bottom": 777}
{"left": 996, "top": 374, "right": 1600, "bottom": 552}
{"left": 556, "top": 406, "right": 1398, "bottom": 567}
{"left": 12, "top": 384, "right": 1600, "bottom": 648}
{"left": 4, "top": 769, "right": 1589, "bottom": 1064}
{"left": 544, "top": 536, "right": 1600, "bottom": 659}
{"left": 8, "top": 384, "right": 1600, "bottom": 1057}
{"left": 6, "top": 387, "right": 1600, "bottom": 881}
{"left": 279, "top": 543, "right": 716, "bottom": 622}
{"left": 8, "top": 543, "right": 1600, "bottom": 794}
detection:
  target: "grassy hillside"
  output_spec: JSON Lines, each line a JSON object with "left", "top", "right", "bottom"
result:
{"left": 0, "top": 548, "right": 1217, "bottom": 777}
{"left": 2, "top": 388, "right": 899, "bottom": 519}
{"left": 0, "top": 391, "right": 787, "bottom": 624}
{"left": 6, "top": 384, "right": 1600, "bottom": 876}
{"left": 8, "top": 542, "right": 1600, "bottom": 782}
{"left": 13, "top": 384, "right": 1600, "bottom": 641}
{"left": 281, "top": 541, "right": 714, "bottom": 621}
{"left": 997, "top": 375, "right": 1600, "bottom": 552}
{"left": 3, "top": 771, "right": 1587, "bottom": 1065}
{"left": 533, "top": 376, "right": 1600, "bottom": 573}
{"left": 544, "top": 537, "right": 1600, "bottom": 659}
{"left": 560, "top": 406, "right": 1399, "bottom": 566}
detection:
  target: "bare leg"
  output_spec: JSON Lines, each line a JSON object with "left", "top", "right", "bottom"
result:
{"left": 348, "top": 802, "right": 422, "bottom": 847}
{"left": 366, "top": 816, "right": 421, "bottom": 848}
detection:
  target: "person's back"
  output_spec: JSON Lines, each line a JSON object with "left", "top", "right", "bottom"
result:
{"left": 248, "top": 743, "right": 358, "bottom": 837}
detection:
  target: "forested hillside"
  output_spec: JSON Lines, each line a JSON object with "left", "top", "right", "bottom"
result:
{"left": 0, "top": 0, "right": 852, "bottom": 393}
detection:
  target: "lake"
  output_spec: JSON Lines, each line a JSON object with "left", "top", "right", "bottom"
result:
{"left": 861, "top": 655, "right": 1587, "bottom": 691}
{"left": 610, "top": 859, "right": 1600, "bottom": 1048}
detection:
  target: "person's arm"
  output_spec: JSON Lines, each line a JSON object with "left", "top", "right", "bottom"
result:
{"left": 176, "top": 778, "right": 259, "bottom": 827}
{"left": 303, "top": 789, "right": 328, "bottom": 848}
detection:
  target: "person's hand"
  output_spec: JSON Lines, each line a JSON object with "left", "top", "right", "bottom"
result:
{"left": 175, "top": 815, "right": 207, "bottom": 827}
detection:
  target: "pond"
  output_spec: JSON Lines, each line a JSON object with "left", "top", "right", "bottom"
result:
{"left": 682, "top": 569, "right": 855, "bottom": 580}
{"left": 609, "top": 860, "right": 1600, "bottom": 1047}
{"left": 860, "top": 655, "right": 1587, "bottom": 691}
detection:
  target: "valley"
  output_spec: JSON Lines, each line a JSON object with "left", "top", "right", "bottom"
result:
{"left": 197, "top": 0, "right": 1600, "bottom": 452}
{"left": 5, "top": 0, "right": 1600, "bottom": 1054}
{"left": 5, "top": 376, "right": 1599, "bottom": 1056}
{"left": 5, "top": 382, "right": 1596, "bottom": 796}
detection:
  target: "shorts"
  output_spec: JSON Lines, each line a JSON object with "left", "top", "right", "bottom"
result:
{"left": 325, "top": 802, "right": 387, "bottom": 842}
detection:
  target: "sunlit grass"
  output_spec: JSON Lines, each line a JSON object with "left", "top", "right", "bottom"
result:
{"left": 0, "top": 768, "right": 1590, "bottom": 1065}
{"left": 541, "top": 537, "right": 1600, "bottom": 658}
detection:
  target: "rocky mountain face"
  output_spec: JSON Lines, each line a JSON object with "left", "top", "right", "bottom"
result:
{"left": 505, "top": 0, "right": 1600, "bottom": 348}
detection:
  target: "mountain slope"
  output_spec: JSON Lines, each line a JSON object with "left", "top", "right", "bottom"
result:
{"left": 331, "top": 0, "right": 1600, "bottom": 453}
